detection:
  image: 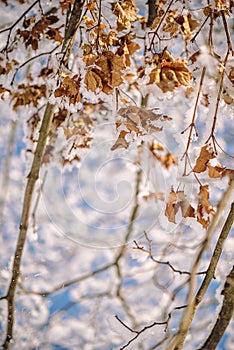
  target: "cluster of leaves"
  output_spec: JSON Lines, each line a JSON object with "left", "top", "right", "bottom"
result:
{"left": 17, "top": 15, "right": 63, "bottom": 50}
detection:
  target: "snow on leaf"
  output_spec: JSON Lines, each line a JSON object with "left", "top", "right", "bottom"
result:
{"left": 111, "top": 107, "right": 162, "bottom": 150}
{"left": 165, "top": 188, "right": 195, "bottom": 223}
{"left": 54, "top": 75, "right": 81, "bottom": 104}
{"left": 112, "top": 0, "right": 138, "bottom": 31}
{"left": 148, "top": 50, "right": 192, "bottom": 92}
{"left": 193, "top": 144, "right": 216, "bottom": 173}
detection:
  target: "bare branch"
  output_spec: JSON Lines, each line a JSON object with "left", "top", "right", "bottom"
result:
{"left": 2, "top": 102, "right": 56, "bottom": 350}
{"left": 133, "top": 234, "right": 206, "bottom": 276}
{"left": 181, "top": 67, "right": 206, "bottom": 175}
{"left": 18, "top": 262, "right": 115, "bottom": 296}
{"left": 165, "top": 181, "right": 234, "bottom": 350}
{"left": 198, "top": 265, "right": 234, "bottom": 350}
{"left": 115, "top": 315, "right": 169, "bottom": 350}
{"left": 147, "top": 0, "right": 158, "bottom": 27}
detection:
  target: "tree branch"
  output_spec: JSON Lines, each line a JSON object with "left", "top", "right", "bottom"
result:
{"left": 198, "top": 265, "right": 234, "bottom": 350}
{"left": 2, "top": 102, "right": 56, "bottom": 350}
{"left": 165, "top": 181, "right": 234, "bottom": 350}
{"left": 147, "top": 0, "right": 158, "bottom": 27}
{"left": 1, "top": 1, "right": 86, "bottom": 347}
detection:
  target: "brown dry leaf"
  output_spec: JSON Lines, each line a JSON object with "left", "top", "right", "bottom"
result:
{"left": 149, "top": 141, "right": 177, "bottom": 169}
{"left": 148, "top": 50, "right": 192, "bottom": 92}
{"left": 112, "top": 0, "right": 138, "bottom": 31}
{"left": 228, "top": 67, "right": 234, "bottom": 85}
{"left": 116, "top": 34, "right": 140, "bottom": 66}
{"left": 177, "top": 191, "right": 195, "bottom": 218}
{"left": 165, "top": 188, "right": 179, "bottom": 223}
{"left": 215, "top": 0, "right": 227, "bottom": 9}
{"left": 0, "top": 84, "right": 10, "bottom": 95}
{"left": 85, "top": 0, "right": 96, "bottom": 11}
{"left": 207, "top": 164, "right": 225, "bottom": 178}
{"left": 45, "top": 26, "right": 63, "bottom": 44}
{"left": 60, "top": 0, "right": 73, "bottom": 14}
{"left": 193, "top": 144, "right": 216, "bottom": 173}
{"left": 97, "top": 52, "right": 125, "bottom": 87}
{"left": 189, "top": 51, "right": 200, "bottom": 64}
{"left": 163, "top": 10, "right": 179, "bottom": 36}
{"left": 84, "top": 69, "right": 103, "bottom": 92}
{"left": 165, "top": 188, "right": 195, "bottom": 223}
{"left": 54, "top": 75, "right": 81, "bottom": 104}
{"left": 177, "top": 14, "right": 199, "bottom": 40}
{"left": 12, "top": 84, "right": 46, "bottom": 110}
{"left": 197, "top": 185, "right": 215, "bottom": 228}
{"left": 111, "top": 130, "right": 129, "bottom": 150}
{"left": 83, "top": 53, "right": 97, "bottom": 66}
{"left": 83, "top": 14, "right": 96, "bottom": 27}
{"left": 160, "top": 153, "right": 178, "bottom": 169}
{"left": 63, "top": 115, "right": 94, "bottom": 152}
{"left": 111, "top": 106, "right": 162, "bottom": 150}
{"left": 207, "top": 164, "right": 234, "bottom": 180}
{"left": 119, "top": 106, "right": 161, "bottom": 132}
{"left": 85, "top": 51, "right": 125, "bottom": 93}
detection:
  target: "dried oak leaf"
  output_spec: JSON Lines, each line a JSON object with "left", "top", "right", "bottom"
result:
{"left": 177, "top": 191, "right": 195, "bottom": 218}
{"left": 54, "top": 75, "right": 81, "bottom": 104}
{"left": 165, "top": 188, "right": 195, "bottom": 223}
{"left": 193, "top": 144, "right": 216, "bottom": 173}
{"left": 165, "top": 188, "right": 179, "bottom": 223}
{"left": 148, "top": 50, "right": 192, "bottom": 92}
{"left": 176, "top": 14, "right": 199, "bottom": 40}
{"left": 111, "top": 106, "right": 162, "bottom": 150}
{"left": 197, "top": 185, "right": 215, "bottom": 228}
{"left": 12, "top": 84, "right": 46, "bottom": 110}
{"left": 85, "top": 51, "right": 125, "bottom": 93}
{"left": 116, "top": 34, "right": 140, "bottom": 66}
{"left": 112, "top": 0, "right": 138, "bottom": 31}
{"left": 111, "top": 130, "right": 129, "bottom": 151}
{"left": 84, "top": 69, "right": 103, "bottom": 92}
{"left": 163, "top": 10, "right": 179, "bottom": 36}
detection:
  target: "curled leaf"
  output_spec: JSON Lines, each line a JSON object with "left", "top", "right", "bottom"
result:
{"left": 193, "top": 144, "right": 216, "bottom": 173}
{"left": 148, "top": 50, "right": 192, "bottom": 92}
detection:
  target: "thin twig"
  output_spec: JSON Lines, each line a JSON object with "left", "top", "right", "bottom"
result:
{"left": 149, "top": 0, "right": 174, "bottom": 50}
{"left": 115, "top": 315, "right": 169, "bottom": 350}
{"left": 17, "top": 262, "right": 115, "bottom": 296}
{"left": 133, "top": 238, "right": 206, "bottom": 276}
{"left": 206, "top": 50, "right": 230, "bottom": 151}
{"left": 181, "top": 67, "right": 206, "bottom": 175}
{"left": 11, "top": 45, "right": 59, "bottom": 85}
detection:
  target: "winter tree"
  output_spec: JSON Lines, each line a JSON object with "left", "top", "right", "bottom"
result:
{"left": 0, "top": 0, "right": 233, "bottom": 349}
